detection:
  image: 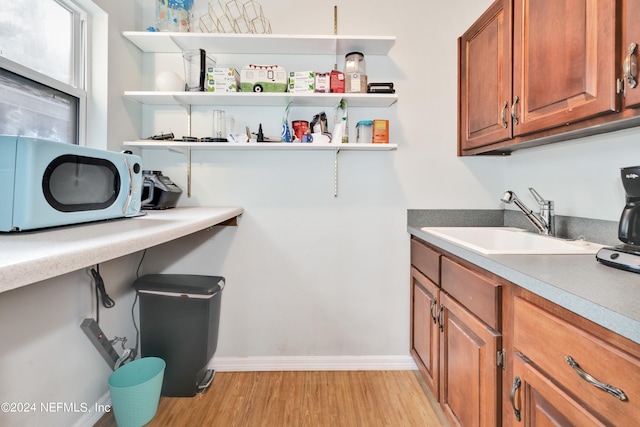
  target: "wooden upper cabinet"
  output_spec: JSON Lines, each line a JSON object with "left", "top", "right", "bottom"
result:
{"left": 458, "top": 0, "right": 512, "bottom": 152}
{"left": 623, "top": 0, "right": 640, "bottom": 109}
{"left": 459, "top": 0, "right": 625, "bottom": 155}
{"left": 511, "top": 0, "right": 619, "bottom": 136}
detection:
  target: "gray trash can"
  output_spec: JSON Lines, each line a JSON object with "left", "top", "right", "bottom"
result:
{"left": 133, "top": 274, "right": 224, "bottom": 397}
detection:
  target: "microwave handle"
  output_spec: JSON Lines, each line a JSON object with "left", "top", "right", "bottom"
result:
{"left": 122, "top": 158, "right": 134, "bottom": 215}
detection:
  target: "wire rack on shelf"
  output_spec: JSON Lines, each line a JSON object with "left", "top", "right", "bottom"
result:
{"left": 199, "top": 0, "right": 271, "bottom": 34}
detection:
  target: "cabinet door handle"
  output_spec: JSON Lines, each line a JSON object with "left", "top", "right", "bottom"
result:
{"left": 429, "top": 299, "right": 437, "bottom": 324}
{"left": 624, "top": 42, "right": 638, "bottom": 89}
{"left": 511, "top": 96, "right": 519, "bottom": 125}
{"left": 437, "top": 304, "right": 444, "bottom": 332}
{"left": 501, "top": 101, "right": 509, "bottom": 128}
{"left": 510, "top": 376, "right": 522, "bottom": 422}
{"left": 565, "top": 356, "right": 628, "bottom": 401}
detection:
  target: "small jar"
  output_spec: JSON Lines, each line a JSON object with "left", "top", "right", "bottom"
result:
{"left": 356, "top": 120, "right": 374, "bottom": 144}
{"left": 345, "top": 52, "right": 367, "bottom": 93}
{"left": 345, "top": 52, "right": 366, "bottom": 74}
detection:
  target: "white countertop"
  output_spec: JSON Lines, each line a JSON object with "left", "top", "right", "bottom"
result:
{"left": 0, "top": 206, "right": 243, "bottom": 293}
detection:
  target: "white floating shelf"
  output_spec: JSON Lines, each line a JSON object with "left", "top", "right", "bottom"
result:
{"left": 123, "top": 91, "right": 397, "bottom": 108}
{"left": 123, "top": 140, "right": 397, "bottom": 151}
{"left": 122, "top": 31, "right": 396, "bottom": 55}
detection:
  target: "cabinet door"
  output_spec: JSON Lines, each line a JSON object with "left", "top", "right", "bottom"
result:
{"left": 513, "top": 296, "right": 640, "bottom": 424}
{"left": 511, "top": 0, "right": 618, "bottom": 136}
{"left": 459, "top": 0, "right": 512, "bottom": 152}
{"left": 510, "top": 354, "right": 607, "bottom": 426}
{"left": 624, "top": 0, "right": 640, "bottom": 109}
{"left": 410, "top": 267, "right": 440, "bottom": 397}
{"left": 439, "top": 293, "right": 501, "bottom": 427}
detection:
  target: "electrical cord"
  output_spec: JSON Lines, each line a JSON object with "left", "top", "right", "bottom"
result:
{"left": 90, "top": 264, "right": 115, "bottom": 324}
{"left": 130, "top": 249, "right": 147, "bottom": 360}
{"left": 91, "top": 264, "right": 115, "bottom": 308}
{"left": 86, "top": 249, "right": 146, "bottom": 363}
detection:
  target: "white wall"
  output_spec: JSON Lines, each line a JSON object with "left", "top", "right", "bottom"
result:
{"left": 4, "top": 0, "right": 638, "bottom": 425}
{"left": 503, "top": 128, "right": 640, "bottom": 221}
{"left": 138, "top": 0, "right": 504, "bottom": 364}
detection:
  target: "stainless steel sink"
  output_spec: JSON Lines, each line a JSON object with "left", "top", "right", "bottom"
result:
{"left": 420, "top": 227, "right": 603, "bottom": 255}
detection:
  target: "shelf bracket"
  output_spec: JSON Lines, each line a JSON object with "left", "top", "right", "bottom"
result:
{"left": 185, "top": 103, "right": 192, "bottom": 136}
{"left": 333, "top": 146, "right": 341, "bottom": 198}
{"left": 187, "top": 147, "right": 192, "bottom": 198}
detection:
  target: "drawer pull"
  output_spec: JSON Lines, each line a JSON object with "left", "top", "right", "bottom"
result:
{"left": 430, "top": 299, "right": 437, "bottom": 324}
{"left": 510, "top": 376, "right": 522, "bottom": 422}
{"left": 565, "top": 356, "right": 628, "bottom": 401}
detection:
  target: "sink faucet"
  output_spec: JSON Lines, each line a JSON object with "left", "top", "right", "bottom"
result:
{"left": 501, "top": 188, "right": 555, "bottom": 236}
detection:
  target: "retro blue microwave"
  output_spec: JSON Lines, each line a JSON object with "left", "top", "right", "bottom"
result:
{"left": 0, "top": 135, "right": 146, "bottom": 232}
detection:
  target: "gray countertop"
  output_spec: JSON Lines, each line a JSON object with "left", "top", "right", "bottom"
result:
{"left": 407, "top": 210, "right": 640, "bottom": 345}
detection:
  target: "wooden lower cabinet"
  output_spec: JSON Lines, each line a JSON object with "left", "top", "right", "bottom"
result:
{"left": 410, "top": 236, "right": 640, "bottom": 427}
{"left": 510, "top": 354, "right": 607, "bottom": 426}
{"left": 507, "top": 290, "right": 640, "bottom": 426}
{"left": 440, "top": 292, "right": 501, "bottom": 427}
{"left": 410, "top": 237, "right": 502, "bottom": 426}
{"left": 411, "top": 266, "right": 440, "bottom": 396}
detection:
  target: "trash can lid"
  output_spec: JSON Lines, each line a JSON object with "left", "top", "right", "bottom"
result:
{"left": 133, "top": 274, "right": 224, "bottom": 295}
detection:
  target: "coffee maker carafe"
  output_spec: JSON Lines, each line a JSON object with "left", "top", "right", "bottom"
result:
{"left": 618, "top": 166, "right": 640, "bottom": 245}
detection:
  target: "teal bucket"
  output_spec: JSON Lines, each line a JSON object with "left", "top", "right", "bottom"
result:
{"left": 108, "top": 357, "right": 165, "bottom": 427}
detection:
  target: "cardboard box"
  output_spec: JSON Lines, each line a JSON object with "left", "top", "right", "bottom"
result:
{"left": 345, "top": 72, "right": 368, "bottom": 93}
{"left": 207, "top": 67, "right": 240, "bottom": 92}
{"left": 330, "top": 70, "right": 345, "bottom": 93}
{"left": 288, "top": 71, "right": 315, "bottom": 93}
{"left": 314, "top": 72, "right": 331, "bottom": 93}
{"left": 373, "top": 119, "right": 389, "bottom": 144}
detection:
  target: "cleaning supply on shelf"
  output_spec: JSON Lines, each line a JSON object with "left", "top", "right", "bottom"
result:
{"left": 334, "top": 99, "right": 348, "bottom": 143}
{"left": 281, "top": 101, "right": 292, "bottom": 142}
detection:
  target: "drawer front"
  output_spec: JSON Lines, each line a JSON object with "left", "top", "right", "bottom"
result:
{"left": 440, "top": 257, "right": 500, "bottom": 329}
{"left": 513, "top": 297, "right": 640, "bottom": 424}
{"left": 410, "top": 238, "right": 440, "bottom": 284}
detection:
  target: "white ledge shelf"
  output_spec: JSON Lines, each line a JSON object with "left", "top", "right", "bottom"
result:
{"left": 0, "top": 207, "right": 243, "bottom": 294}
{"left": 123, "top": 140, "right": 397, "bottom": 151}
{"left": 122, "top": 31, "right": 396, "bottom": 55}
{"left": 123, "top": 91, "right": 398, "bottom": 108}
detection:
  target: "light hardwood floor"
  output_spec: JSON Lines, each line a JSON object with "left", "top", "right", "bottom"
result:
{"left": 94, "top": 370, "right": 449, "bottom": 426}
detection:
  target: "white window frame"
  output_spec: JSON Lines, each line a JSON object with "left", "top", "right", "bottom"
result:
{"left": 0, "top": 0, "right": 89, "bottom": 145}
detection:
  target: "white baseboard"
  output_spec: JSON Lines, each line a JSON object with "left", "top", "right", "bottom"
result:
{"left": 209, "top": 355, "right": 418, "bottom": 372}
{"left": 73, "top": 391, "right": 112, "bottom": 427}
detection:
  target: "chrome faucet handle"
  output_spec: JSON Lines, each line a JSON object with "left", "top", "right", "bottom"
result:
{"left": 528, "top": 187, "right": 555, "bottom": 236}
{"left": 528, "top": 187, "right": 552, "bottom": 207}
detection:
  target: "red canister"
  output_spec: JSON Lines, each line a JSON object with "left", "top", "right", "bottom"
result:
{"left": 292, "top": 120, "right": 309, "bottom": 140}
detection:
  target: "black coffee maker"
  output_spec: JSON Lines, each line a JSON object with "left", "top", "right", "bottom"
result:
{"left": 618, "top": 165, "right": 640, "bottom": 245}
{"left": 141, "top": 170, "right": 183, "bottom": 210}
{"left": 596, "top": 166, "right": 640, "bottom": 273}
